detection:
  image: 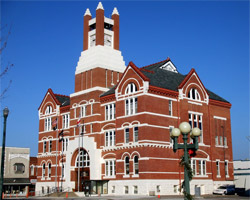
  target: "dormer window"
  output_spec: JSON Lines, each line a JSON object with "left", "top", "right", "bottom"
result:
{"left": 125, "top": 83, "right": 137, "bottom": 95}
{"left": 188, "top": 88, "right": 201, "bottom": 101}
{"left": 45, "top": 106, "right": 52, "bottom": 115}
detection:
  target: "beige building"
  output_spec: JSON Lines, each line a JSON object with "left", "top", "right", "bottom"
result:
{"left": 0, "top": 147, "right": 30, "bottom": 196}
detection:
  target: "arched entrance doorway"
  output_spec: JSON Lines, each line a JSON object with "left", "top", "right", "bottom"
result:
{"left": 74, "top": 149, "right": 90, "bottom": 194}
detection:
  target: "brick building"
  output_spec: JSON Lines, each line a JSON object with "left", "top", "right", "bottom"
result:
{"left": 36, "top": 2, "right": 233, "bottom": 196}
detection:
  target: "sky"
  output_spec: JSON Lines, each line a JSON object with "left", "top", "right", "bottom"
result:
{"left": 1, "top": 1, "right": 249, "bottom": 159}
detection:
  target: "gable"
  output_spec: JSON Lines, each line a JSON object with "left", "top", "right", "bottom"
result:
{"left": 178, "top": 69, "right": 209, "bottom": 103}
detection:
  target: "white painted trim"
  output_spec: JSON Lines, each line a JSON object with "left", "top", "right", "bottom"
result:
{"left": 188, "top": 101, "right": 203, "bottom": 106}
{"left": 70, "top": 87, "right": 109, "bottom": 97}
{"left": 213, "top": 116, "right": 227, "bottom": 121}
{"left": 188, "top": 111, "right": 203, "bottom": 116}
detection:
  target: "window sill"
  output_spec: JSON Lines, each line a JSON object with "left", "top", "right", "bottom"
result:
{"left": 193, "top": 175, "right": 208, "bottom": 178}
{"left": 103, "top": 176, "right": 116, "bottom": 179}
{"left": 132, "top": 174, "right": 139, "bottom": 178}
{"left": 215, "top": 145, "right": 228, "bottom": 148}
{"left": 47, "top": 178, "right": 51, "bottom": 180}
{"left": 123, "top": 175, "right": 130, "bottom": 178}
{"left": 216, "top": 175, "right": 221, "bottom": 178}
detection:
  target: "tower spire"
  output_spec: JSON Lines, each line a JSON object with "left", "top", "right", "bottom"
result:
{"left": 84, "top": 8, "right": 91, "bottom": 16}
{"left": 96, "top": 2, "right": 104, "bottom": 10}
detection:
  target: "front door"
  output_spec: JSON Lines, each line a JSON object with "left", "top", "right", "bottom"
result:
{"left": 75, "top": 167, "right": 90, "bottom": 192}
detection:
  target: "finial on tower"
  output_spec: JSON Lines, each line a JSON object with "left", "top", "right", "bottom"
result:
{"left": 112, "top": 7, "right": 119, "bottom": 15}
{"left": 96, "top": 2, "right": 104, "bottom": 10}
{"left": 84, "top": 8, "right": 92, "bottom": 16}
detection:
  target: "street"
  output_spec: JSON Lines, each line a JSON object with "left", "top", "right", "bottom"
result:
{"left": 4, "top": 194, "right": 249, "bottom": 200}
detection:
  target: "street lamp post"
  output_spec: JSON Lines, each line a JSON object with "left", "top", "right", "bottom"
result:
{"left": 0, "top": 107, "right": 9, "bottom": 200}
{"left": 171, "top": 122, "right": 201, "bottom": 200}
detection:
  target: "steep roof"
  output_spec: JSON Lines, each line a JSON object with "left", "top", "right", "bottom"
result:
{"left": 100, "top": 59, "right": 229, "bottom": 103}
{"left": 54, "top": 94, "right": 70, "bottom": 107}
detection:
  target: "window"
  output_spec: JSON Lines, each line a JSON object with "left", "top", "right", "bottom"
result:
{"left": 45, "top": 117, "right": 52, "bottom": 131}
{"left": 215, "top": 136, "right": 218, "bottom": 145}
{"left": 134, "top": 186, "right": 138, "bottom": 194}
{"left": 134, "top": 156, "right": 139, "bottom": 175}
{"left": 156, "top": 185, "right": 161, "bottom": 193}
{"left": 62, "top": 139, "right": 65, "bottom": 152}
{"left": 117, "top": 72, "right": 119, "bottom": 82}
{"left": 48, "top": 163, "right": 51, "bottom": 178}
{"left": 225, "top": 161, "right": 229, "bottom": 177}
{"left": 224, "top": 137, "right": 227, "bottom": 146}
{"left": 31, "top": 165, "right": 34, "bottom": 176}
{"left": 105, "top": 131, "right": 116, "bottom": 147}
{"left": 125, "top": 83, "right": 137, "bottom": 94}
{"left": 125, "top": 156, "right": 130, "bottom": 175}
{"left": 90, "top": 123, "right": 93, "bottom": 133}
{"left": 125, "top": 128, "right": 129, "bottom": 143}
{"left": 13, "top": 163, "right": 22, "bottom": 174}
{"left": 125, "top": 98, "right": 138, "bottom": 115}
{"left": 111, "top": 71, "right": 114, "bottom": 85}
{"left": 112, "top": 186, "right": 115, "bottom": 193}
{"left": 191, "top": 159, "right": 206, "bottom": 176}
{"left": 76, "top": 150, "right": 90, "bottom": 167}
{"left": 43, "top": 140, "right": 47, "bottom": 153}
{"left": 49, "top": 140, "right": 52, "bottom": 152}
{"left": 189, "top": 113, "right": 203, "bottom": 143}
{"left": 62, "top": 164, "right": 65, "bottom": 178}
{"left": 45, "top": 105, "right": 52, "bottom": 115}
{"left": 105, "top": 104, "right": 116, "bottom": 120}
{"left": 81, "top": 105, "right": 87, "bottom": 117}
{"left": 169, "top": 100, "right": 172, "bottom": 116}
{"left": 174, "top": 185, "right": 178, "bottom": 193}
{"left": 62, "top": 114, "right": 69, "bottom": 129}
{"left": 188, "top": 88, "right": 201, "bottom": 101}
{"left": 105, "top": 160, "right": 116, "bottom": 177}
{"left": 91, "top": 103, "right": 93, "bottom": 115}
{"left": 216, "top": 161, "right": 220, "bottom": 176}
{"left": 124, "top": 186, "right": 129, "bottom": 194}
{"left": 220, "top": 136, "right": 223, "bottom": 146}
{"left": 42, "top": 163, "right": 46, "bottom": 178}
{"left": 134, "top": 127, "right": 138, "bottom": 142}
{"left": 65, "top": 138, "right": 69, "bottom": 151}
{"left": 191, "top": 160, "right": 196, "bottom": 175}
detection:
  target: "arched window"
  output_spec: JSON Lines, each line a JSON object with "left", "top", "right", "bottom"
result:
{"left": 14, "top": 163, "right": 25, "bottom": 174}
{"left": 76, "top": 150, "right": 90, "bottom": 167}
{"left": 42, "top": 163, "right": 46, "bottom": 178}
{"left": 48, "top": 163, "right": 51, "bottom": 178}
{"left": 45, "top": 105, "right": 52, "bottom": 115}
{"left": 125, "top": 83, "right": 137, "bottom": 94}
{"left": 188, "top": 88, "right": 201, "bottom": 101}
{"left": 134, "top": 156, "right": 139, "bottom": 175}
{"left": 30, "top": 165, "right": 34, "bottom": 176}
{"left": 125, "top": 156, "right": 130, "bottom": 175}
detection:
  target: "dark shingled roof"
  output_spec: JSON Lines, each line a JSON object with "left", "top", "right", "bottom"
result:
{"left": 100, "top": 85, "right": 116, "bottom": 97}
{"left": 101, "top": 60, "right": 229, "bottom": 103}
{"left": 55, "top": 94, "right": 70, "bottom": 107}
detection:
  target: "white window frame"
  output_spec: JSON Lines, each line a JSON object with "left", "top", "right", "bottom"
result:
{"left": 169, "top": 126, "right": 174, "bottom": 144}
{"left": 125, "top": 156, "right": 130, "bottom": 176}
{"left": 48, "top": 163, "right": 51, "bottom": 178}
{"left": 43, "top": 140, "right": 47, "bottom": 153}
{"left": 45, "top": 105, "right": 52, "bottom": 115}
{"left": 133, "top": 156, "right": 139, "bottom": 175}
{"left": 105, "top": 159, "right": 116, "bottom": 177}
{"left": 133, "top": 185, "right": 138, "bottom": 194}
{"left": 42, "top": 163, "right": 46, "bottom": 178}
{"left": 105, "top": 130, "right": 116, "bottom": 147}
{"left": 188, "top": 88, "right": 201, "bottom": 101}
{"left": 62, "top": 114, "right": 69, "bottom": 129}
{"left": 169, "top": 100, "right": 172, "bottom": 116}
{"left": 216, "top": 160, "right": 220, "bottom": 177}
{"left": 30, "top": 165, "right": 34, "bottom": 176}
{"left": 125, "top": 128, "right": 129, "bottom": 144}
{"left": 81, "top": 105, "right": 87, "bottom": 117}
{"left": 45, "top": 117, "right": 52, "bottom": 131}
{"left": 125, "top": 83, "right": 137, "bottom": 95}
{"left": 225, "top": 160, "right": 229, "bottom": 177}
{"left": 105, "top": 103, "right": 116, "bottom": 121}
{"left": 125, "top": 98, "right": 137, "bottom": 116}
{"left": 189, "top": 112, "right": 203, "bottom": 144}
{"left": 133, "top": 127, "right": 138, "bottom": 143}
{"left": 49, "top": 140, "right": 52, "bottom": 153}
{"left": 191, "top": 159, "right": 206, "bottom": 177}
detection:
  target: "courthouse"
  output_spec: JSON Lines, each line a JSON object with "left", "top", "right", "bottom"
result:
{"left": 36, "top": 2, "right": 233, "bottom": 195}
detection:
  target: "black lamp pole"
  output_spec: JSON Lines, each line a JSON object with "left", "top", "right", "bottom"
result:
{"left": 0, "top": 107, "right": 9, "bottom": 200}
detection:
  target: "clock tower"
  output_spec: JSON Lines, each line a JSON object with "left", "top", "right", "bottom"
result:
{"left": 74, "top": 2, "right": 126, "bottom": 93}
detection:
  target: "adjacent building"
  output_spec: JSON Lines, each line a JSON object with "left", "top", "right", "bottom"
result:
{"left": 0, "top": 147, "right": 30, "bottom": 196}
{"left": 36, "top": 2, "right": 234, "bottom": 196}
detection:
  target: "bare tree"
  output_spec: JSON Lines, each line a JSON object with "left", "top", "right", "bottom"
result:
{"left": 0, "top": 25, "right": 13, "bottom": 100}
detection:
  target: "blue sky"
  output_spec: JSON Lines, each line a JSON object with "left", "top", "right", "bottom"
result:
{"left": 1, "top": 1, "right": 249, "bottom": 159}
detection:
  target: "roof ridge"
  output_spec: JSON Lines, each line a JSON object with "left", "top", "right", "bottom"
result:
{"left": 141, "top": 57, "right": 170, "bottom": 69}
{"left": 140, "top": 68, "right": 155, "bottom": 74}
{"left": 54, "top": 93, "right": 70, "bottom": 98}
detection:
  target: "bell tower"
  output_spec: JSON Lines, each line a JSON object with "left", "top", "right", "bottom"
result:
{"left": 74, "top": 2, "right": 126, "bottom": 93}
